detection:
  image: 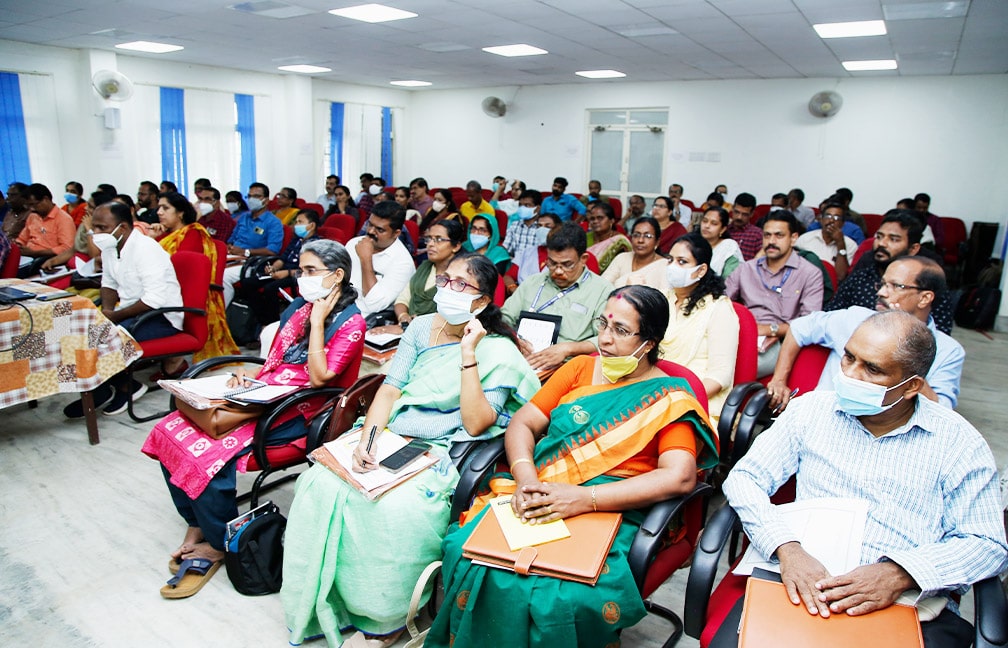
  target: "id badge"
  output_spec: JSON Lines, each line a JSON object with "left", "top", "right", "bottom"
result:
{"left": 254, "top": 226, "right": 264, "bottom": 235}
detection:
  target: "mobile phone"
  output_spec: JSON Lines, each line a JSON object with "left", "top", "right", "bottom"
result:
{"left": 36, "top": 291, "right": 74, "bottom": 301}
{"left": 379, "top": 440, "right": 431, "bottom": 473}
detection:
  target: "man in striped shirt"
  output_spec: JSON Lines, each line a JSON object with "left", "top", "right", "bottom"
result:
{"left": 724, "top": 311, "right": 1007, "bottom": 647}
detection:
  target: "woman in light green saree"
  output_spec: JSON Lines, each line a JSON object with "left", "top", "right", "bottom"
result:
{"left": 280, "top": 254, "right": 539, "bottom": 648}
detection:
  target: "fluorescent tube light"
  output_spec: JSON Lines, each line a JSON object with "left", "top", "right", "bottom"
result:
{"left": 115, "top": 41, "right": 184, "bottom": 53}
{"left": 842, "top": 59, "right": 898, "bottom": 71}
{"left": 390, "top": 80, "right": 432, "bottom": 87}
{"left": 278, "top": 64, "right": 332, "bottom": 73}
{"left": 575, "top": 70, "right": 626, "bottom": 79}
{"left": 813, "top": 20, "right": 887, "bottom": 38}
{"left": 482, "top": 44, "right": 548, "bottom": 57}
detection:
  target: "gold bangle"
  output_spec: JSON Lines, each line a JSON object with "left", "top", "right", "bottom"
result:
{"left": 591, "top": 485, "right": 597, "bottom": 512}
{"left": 510, "top": 457, "right": 534, "bottom": 472}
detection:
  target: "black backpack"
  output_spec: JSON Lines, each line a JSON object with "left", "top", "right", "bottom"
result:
{"left": 224, "top": 501, "right": 287, "bottom": 595}
{"left": 954, "top": 286, "right": 1002, "bottom": 331}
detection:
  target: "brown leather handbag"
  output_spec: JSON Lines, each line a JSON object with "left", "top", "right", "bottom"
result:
{"left": 176, "top": 400, "right": 265, "bottom": 439}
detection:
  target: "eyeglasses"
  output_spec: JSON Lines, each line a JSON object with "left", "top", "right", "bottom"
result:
{"left": 469, "top": 226, "right": 491, "bottom": 235}
{"left": 426, "top": 236, "right": 452, "bottom": 245}
{"left": 545, "top": 258, "right": 579, "bottom": 273}
{"left": 875, "top": 280, "right": 923, "bottom": 292}
{"left": 595, "top": 316, "right": 639, "bottom": 339}
{"left": 293, "top": 267, "right": 331, "bottom": 278}
{"left": 631, "top": 232, "right": 655, "bottom": 240}
{"left": 435, "top": 274, "right": 479, "bottom": 293}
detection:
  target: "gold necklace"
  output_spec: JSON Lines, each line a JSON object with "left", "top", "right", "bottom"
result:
{"left": 436, "top": 321, "right": 463, "bottom": 342}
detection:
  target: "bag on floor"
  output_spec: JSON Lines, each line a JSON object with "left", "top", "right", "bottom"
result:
{"left": 955, "top": 286, "right": 1001, "bottom": 330}
{"left": 224, "top": 500, "right": 286, "bottom": 595}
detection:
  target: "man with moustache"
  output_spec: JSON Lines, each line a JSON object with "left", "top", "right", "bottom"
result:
{"left": 826, "top": 209, "right": 953, "bottom": 334}
{"left": 725, "top": 192, "right": 763, "bottom": 260}
{"left": 767, "top": 255, "right": 963, "bottom": 412}
{"left": 622, "top": 194, "right": 646, "bottom": 232}
{"left": 726, "top": 210, "right": 823, "bottom": 377}
{"left": 346, "top": 200, "right": 414, "bottom": 324}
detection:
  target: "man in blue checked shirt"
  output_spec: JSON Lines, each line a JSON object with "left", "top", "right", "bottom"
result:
{"left": 722, "top": 310, "right": 1007, "bottom": 648}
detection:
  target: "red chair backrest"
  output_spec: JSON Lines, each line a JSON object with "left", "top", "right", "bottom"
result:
{"left": 169, "top": 251, "right": 211, "bottom": 346}
{"left": 494, "top": 274, "right": 506, "bottom": 306}
{"left": 861, "top": 213, "right": 883, "bottom": 237}
{"left": 211, "top": 239, "right": 226, "bottom": 284}
{"left": 324, "top": 213, "right": 357, "bottom": 232}
{"left": 585, "top": 252, "right": 600, "bottom": 274}
{"left": 731, "top": 302, "right": 758, "bottom": 385}
{"left": 1, "top": 246, "right": 21, "bottom": 278}
{"left": 448, "top": 187, "right": 467, "bottom": 208}
{"left": 655, "top": 359, "right": 709, "bottom": 414}
{"left": 851, "top": 238, "right": 874, "bottom": 266}
{"left": 481, "top": 189, "right": 494, "bottom": 202}
{"left": 318, "top": 226, "right": 351, "bottom": 244}
{"left": 402, "top": 219, "right": 420, "bottom": 253}
{"left": 681, "top": 199, "right": 697, "bottom": 210}
{"left": 293, "top": 198, "right": 306, "bottom": 209}
{"left": 303, "top": 202, "right": 324, "bottom": 219}
{"left": 494, "top": 210, "right": 508, "bottom": 240}
{"left": 787, "top": 344, "right": 831, "bottom": 395}
{"left": 607, "top": 197, "right": 622, "bottom": 220}
{"left": 266, "top": 198, "right": 279, "bottom": 212}
{"left": 939, "top": 217, "right": 967, "bottom": 262}
{"left": 751, "top": 204, "right": 771, "bottom": 224}
{"left": 281, "top": 225, "right": 294, "bottom": 253}
{"left": 821, "top": 260, "right": 838, "bottom": 292}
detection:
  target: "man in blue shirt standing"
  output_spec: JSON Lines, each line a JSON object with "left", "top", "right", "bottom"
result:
{"left": 223, "top": 182, "right": 284, "bottom": 305}
{"left": 541, "top": 176, "right": 586, "bottom": 222}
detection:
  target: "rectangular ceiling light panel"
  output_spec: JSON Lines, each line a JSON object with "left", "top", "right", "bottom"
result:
{"left": 575, "top": 69, "right": 626, "bottom": 78}
{"left": 115, "top": 40, "right": 184, "bottom": 53}
{"left": 842, "top": 59, "right": 898, "bottom": 70}
{"left": 482, "top": 44, "right": 548, "bottom": 57}
{"left": 814, "top": 20, "right": 887, "bottom": 38}
{"left": 328, "top": 4, "right": 418, "bottom": 23}
{"left": 278, "top": 64, "right": 332, "bottom": 73}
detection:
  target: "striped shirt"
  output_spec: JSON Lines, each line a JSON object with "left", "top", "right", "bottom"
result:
{"left": 724, "top": 391, "right": 1008, "bottom": 597}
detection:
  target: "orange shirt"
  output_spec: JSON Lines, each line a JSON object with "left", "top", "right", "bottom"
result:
{"left": 16, "top": 205, "right": 76, "bottom": 255}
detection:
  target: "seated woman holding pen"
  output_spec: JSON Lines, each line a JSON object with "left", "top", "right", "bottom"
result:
{"left": 427, "top": 285, "right": 719, "bottom": 648}
{"left": 280, "top": 253, "right": 540, "bottom": 648}
{"left": 142, "top": 240, "right": 366, "bottom": 598}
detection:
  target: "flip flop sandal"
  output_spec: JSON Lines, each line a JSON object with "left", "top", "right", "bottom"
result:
{"left": 160, "top": 558, "right": 221, "bottom": 599}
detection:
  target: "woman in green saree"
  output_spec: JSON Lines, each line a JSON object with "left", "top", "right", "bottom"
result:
{"left": 427, "top": 284, "right": 718, "bottom": 647}
{"left": 280, "top": 253, "right": 540, "bottom": 648}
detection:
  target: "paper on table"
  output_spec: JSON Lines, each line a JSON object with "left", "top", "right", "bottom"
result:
{"left": 733, "top": 497, "right": 869, "bottom": 577}
{"left": 322, "top": 428, "right": 435, "bottom": 492}
{"left": 488, "top": 495, "right": 570, "bottom": 551}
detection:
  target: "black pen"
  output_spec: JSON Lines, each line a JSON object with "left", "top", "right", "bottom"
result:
{"left": 364, "top": 425, "right": 378, "bottom": 456}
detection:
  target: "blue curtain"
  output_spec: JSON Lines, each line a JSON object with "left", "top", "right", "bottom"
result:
{"left": 235, "top": 94, "right": 257, "bottom": 191}
{"left": 159, "top": 87, "right": 188, "bottom": 191}
{"left": 329, "top": 102, "right": 344, "bottom": 178}
{"left": 380, "top": 106, "right": 392, "bottom": 184}
{"left": 0, "top": 72, "right": 32, "bottom": 187}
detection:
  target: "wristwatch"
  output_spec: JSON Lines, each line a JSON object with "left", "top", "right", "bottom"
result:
{"left": 244, "top": 248, "right": 251, "bottom": 258}
{"left": 769, "top": 322, "right": 779, "bottom": 337}
{"left": 836, "top": 249, "right": 847, "bottom": 257}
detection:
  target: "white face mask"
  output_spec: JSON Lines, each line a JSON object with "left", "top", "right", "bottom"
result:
{"left": 90, "top": 223, "right": 123, "bottom": 252}
{"left": 247, "top": 197, "right": 264, "bottom": 212}
{"left": 369, "top": 184, "right": 382, "bottom": 195}
{"left": 226, "top": 201, "right": 239, "bottom": 212}
{"left": 297, "top": 272, "right": 334, "bottom": 302}
{"left": 666, "top": 263, "right": 702, "bottom": 289}
{"left": 431, "top": 200, "right": 446, "bottom": 213}
{"left": 197, "top": 202, "right": 214, "bottom": 216}
{"left": 434, "top": 286, "right": 485, "bottom": 325}
{"left": 533, "top": 226, "right": 550, "bottom": 246}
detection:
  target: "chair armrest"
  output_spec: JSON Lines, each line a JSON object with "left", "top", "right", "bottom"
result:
{"left": 131, "top": 306, "right": 206, "bottom": 329}
{"left": 975, "top": 576, "right": 1008, "bottom": 648}
{"left": 305, "top": 405, "right": 336, "bottom": 453}
{"left": 684, "top": 503, "right": 740, "bottom": 639}
{"left": 450, "top": 437, "right": 505, "bottom": 523}
{"left": 717, "top": 382, "right": 765, "bottom": 467}
{"left": 626, "top": 482, "right": 713, "bottom": 593}
{"left": 250, "top": 386, "right": 346, "bottom": 470}
{"left": 731, "top": 387, "right": 770, "bottom": 468}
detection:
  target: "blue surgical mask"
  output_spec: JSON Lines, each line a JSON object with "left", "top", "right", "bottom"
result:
{"left": 294, "top": 224, "right": 310, "bottom": 238}
{"left": 64, "top": 192, "right": 79, "bottom": 204}
{"left": 534, "top": 226, "right": 550, "bottom": 246}
{"left": 516, "top": 205, "right": 535, "bottom": 222}
{"left": 468, "top": 233, "right": 490, "bottom": 250}
{"left": 834, "top": 370, "right": 917, "bottom": 417}
{"left": 247, "top": 197, "right": 264, "bottom": 212}
{"left": 492, "top": 182, "right": 500, "bottom": 192}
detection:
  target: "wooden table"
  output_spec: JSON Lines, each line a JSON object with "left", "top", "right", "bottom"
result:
{"left": 0, "top": 280, "right": 143, "bottom": 444}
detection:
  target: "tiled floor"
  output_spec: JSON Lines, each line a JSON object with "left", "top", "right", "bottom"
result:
{"left": 0, "top": 328, "right": 1005, "bottom": 647}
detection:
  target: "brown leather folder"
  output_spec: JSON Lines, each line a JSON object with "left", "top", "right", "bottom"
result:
{"left": 461, "top": 508, "right": 622, "bottom": 586}
{"left": 739, "top": 577, "right": 923, "bottom": 648}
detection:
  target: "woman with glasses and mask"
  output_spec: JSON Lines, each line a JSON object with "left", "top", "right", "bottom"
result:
{"left": 462, "top": 213, "right": 511, "bottom": 275}
{"left": 602, "top": 215, "right": 669, "bottom": 289}
{"left": 428, "top": 284, "right": 718, "bottom": 648}
{"left": 660, "top": 233, "right": 739, "bottom": 420}
{"left": 281, "top": 253, "right": 539, "bottom": 648}
{"left": 387, "top": 219, "right": 464, "bottom": 330}
{"left": 143, "top": 239, "right": 366, "bottom": 598}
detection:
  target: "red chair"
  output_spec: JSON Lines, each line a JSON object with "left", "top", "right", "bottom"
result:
{"left": 821, "top": 260, "right": 838, "bottom": 293}
{"left": 402, "top": 219, "right": 420, "bottom": 257}
{"left": 448, "top": 187, "right": 467, "bottom": 209}
{"left": 293, "top": 198, "right": 306, "bottom": 209}
{"left": 493, "top": 274, "right": 506, "bottom": 306}
{"left": 607, "top": 197, "right": 623, "bottom": 220}
{"left": 324, "top": 213, "right": 357, "bottom": 232}
{"left": 494, "top": 210, "right": 508, "bottom": 240}
{"left": 940, "top": 216, "right": 967, "bottom": 266}
{"left": 861, "top": 213, "right": 883, "bottom": 237}
{"left": 731, "top": 302, "right": 758, "bottom": 387}
{"left": 318, "top": 226, "right": 351, "bottom": 244}
{"left": 681, "top": 199, "right": 697, "bottom": 210}
{"left": 126, "top": 252, "right": 210, "bottom": 422}
{"left": 585, "top": 252, "right": 600, "bottom": 274}
{"left": 751, "top": 204, "right": 771, "bottom": 224}
{"left": 303, "top": 202, "right": 324, "bottom": 219}
{"left": 851, "top": 237, "right": 874, "bottom": 266}
{"left": 480, "top": 188, "right": 494, "bottom": 202}
{"left": 280, "top": 225, "right": 294, "bottom": 254}
{"left": 1, "top": 246, "right": 21, "bottom": 278}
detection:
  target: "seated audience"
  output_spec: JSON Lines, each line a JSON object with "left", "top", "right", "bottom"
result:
{"left": 769, "top": 255, "right": 963, "bottom": 411}
{"left": 668, "top": 182, "right": 692, "bottom": 227}
{"left": 578, "top": 178, "right": 611, "bottom": 207}
{"left": 459, "top": 180, "right": 495, "bottom": 222}
{"left": 492, "top": 179, "right": 524, "bottom": 216}
{"left": 153, "top": 191, "right": 239, "bottom": 366}
{"left": 622, "top": 193, "right": 646, "bottom": 232}
{"left": 323, "top": 185, "right": 360, "bottom": 221}
{"left": 195, "top": 186, "right": 235, "bottom": 243}
{"left": 418, "top": 188, "right": 463, "bottom": 240}
{"left": 720, "top": 311, "right": 1007, "bottom": 648}
{"left": 787, "top": 187, "right": 816, "bottom": 227}
{"left": 222, "top": 182, "right": 284, "bottom": 306}
{"left": 280, "top": 253, "right": 540, "bottom": 647}
{"left": 273, "top": 187, "right": 300, "bottom": 225}
{"left": 501, "top": 188, "right": 543, "bottom": 258}
{"left": 427, "top": 285, "right": 718, "bottom": 647}
{"left": 0, "top": 219, "right": 9, "bottom": 270}
{"left": 510, "top": 211, "right": 561, "bottom": 286}
{"left": 808, "top": 193, "right": 866, "bottom": 244}
{"left": 136, "top": 181, "right": 160, "bottom": 224}
{"left": 317, "top": 174, "right": 339, "bottom": 210}
{"left": 795, "top": 200, "right": 858, "bottom": 283}
{"left": 502, "top": 222, "right": 613, "bottom": 373}
{"left": 356, "top": 173, "right": 376, "bottom": 214}
{"left": 462, "top": 212, "right": 510, "bottom": 275}
{"left": 725, "top": 211, "right": 824, "bottom": 378}
{"left": 224, "top": 190, "right": 249, "bottom": 219}
{"left": 159, "top": 180, "right": 178, "bottom": 194}
{"left": 826, "top": 209, "right": 954, "bottom": 334}
{"left": 725, "top": 192, "right": 762, "bottom": 261}
{"left": 62, "top": 181, "right": 87, "bottom": 226}
{"left": 390, "top": 219, "right": 464, "bottom": 328}
{"left": 63, "top": 201, "right": 182, "bottom": 418}
{"left": 16, "top": 182, "right": 75, "bottom": 277}
{"left": 346, "top": 200, "right": 415, "bottom": 327}
{"left": 698, "top": 206, "right": 744, "bottom": 277}
{"left": 698, "top": 190, "right": 725, "bottom": 214}
{"left": 651, "top": 195, "right": 688, "bottom": 254}
{"left": 914, "top": 192, "right": 946, "bottom": 252}
{"left": 143, "top": 240, "right": 366, "bottom": 598}
{"left": 2, "top": 182, "right": 30, "bottom": 239}
{"left": 661, "top": 233, "right": 739, "bottom": 419}
{"left": 602, "top": 216, "right": 668, "bottom": 289}
{"left": 834, "top": 186, "right": 867, "bottom": 237}
{"left": 541, "top": 176, "right": 586, "bottom": 222}
{"left": 407, "top": 176, "right": 433, "bottom": 215}
{"left": 392, "top": 186, "right": 421, "bottom": 223}
{"left": 585, "top": 200, "right": 631, "bottom": 273}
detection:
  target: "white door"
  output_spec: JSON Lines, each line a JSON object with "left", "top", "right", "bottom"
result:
{"left": 587, "top": 109, "right": 667, "bottom": 207}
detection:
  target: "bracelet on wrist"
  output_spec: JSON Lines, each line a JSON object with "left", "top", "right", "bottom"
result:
{"left": 307, "top": 349, "right": 326, "bottom": 355}
{"left": 510, "top": 457, "right": 534, "bottom": 472}
{"left": 591, "top": 485, "right": 598, "bottom": 512}
{"left": 460, "top": 361, "right": 478, "bottom": 371}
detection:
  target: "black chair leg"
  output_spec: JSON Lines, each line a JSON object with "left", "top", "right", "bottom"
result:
{"left": 126, "top": 366, "right": 170, "bottom": 423}
{"left": 644, "top": 599, "right": 684, "bottom": 648}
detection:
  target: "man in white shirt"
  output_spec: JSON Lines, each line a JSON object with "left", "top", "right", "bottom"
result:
{"left": 669, "top": 183, "right": 692, "bottom": 227}
{"left": 795, "top": 200, "right": 857, "bottom": 283}
{"left": 317, "top": 174, "right": 339, "bottom": 210}
{"left": 63, "top": 200, "right": 184, "bottom": 418}
{"left": 788, "top": 187, "right": 816, "bottom": 227}
{"left": 346, "top": 200, "right": 415, "bottom": 326}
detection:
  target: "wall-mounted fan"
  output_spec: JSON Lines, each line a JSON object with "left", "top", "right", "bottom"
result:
{"left": 92, "top": 69, "right": 135, "bottom": 101}
{"left": 481, "top": 96, "right": 507, "bottom": 118}
{"left": 808, "top": 90, "right": 842, "bottom": 118}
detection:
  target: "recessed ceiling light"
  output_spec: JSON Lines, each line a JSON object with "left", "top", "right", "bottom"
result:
{"left": 615, "top": 26, "right": 677, "bottom": 38}
{"left": 278, "top": 64, "right": 331, "bottom": 73}
{"left": 883, "top": 1, "right": 969, "bottom": 21}
{"left": 813, "top": 20, "right": 887, "bottom": 38}
{"left": 230, "top": 1, "right": 314, "bottom": 19}
{"left": 328, "top": 3, "right": 417, "bottom": 23}
{"left": 418, "top": 42, "right": 469, "bottom": 53}
{"left": 482, "top": 44, "right": 548, "bottom": 57}
{"left": 115, "top": 40, "right": 184, "bottom": 54}
{"left": 390, "top": 80, "right": 431, "bottom": 87}
{"left": 575, "top": 69, "right": 627, "bottom": 79}
{"left": 842, "top": 59, "right": 898, "bottom": 71}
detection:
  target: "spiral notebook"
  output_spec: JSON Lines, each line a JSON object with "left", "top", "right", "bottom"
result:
{"left": 159, "top": 374, "right": 299, "bottom": 409}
